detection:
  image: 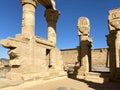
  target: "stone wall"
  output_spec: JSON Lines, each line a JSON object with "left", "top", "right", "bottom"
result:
{"left": 92, "top": 48, "right": 109, "bottom": 68}
{"left": 61, "top": 48, "right": 109, "bottom": 69}
{"left": 61, "top": 48, "right": 78, "bottom": 65}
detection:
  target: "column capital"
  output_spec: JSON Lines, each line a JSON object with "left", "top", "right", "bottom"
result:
{"left": 21, "top": 0, "right": 38, "bottom": 8}
{"left": 44, "top": 9, "right": 60, "bottom": 24}
{"left": 44, "top": 9, "right": 60, "bottom": 45}
{"left": 108, "top": 8, "right": 120, "bottom": 31}
{"left": 77, "top": 17, "right": 90, "bottom": 36}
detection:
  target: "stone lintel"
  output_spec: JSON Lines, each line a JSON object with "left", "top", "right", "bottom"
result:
{"left": 0, "top": 37, "right": 55, "bottom": 50}
{"left": 35, "top": 36, "right": 55, "bottom": 48}
{"left": 0, "top": 38, "right": 27, "bottom": 49}
{"left": 37, "top": 0, "right": 52, "bottom": 9}
{"left": 21, "top": 0, "right": 38, "bottom": 8}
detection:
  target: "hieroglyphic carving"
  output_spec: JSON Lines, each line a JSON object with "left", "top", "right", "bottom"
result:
{"left": 77, "top": 17, "right": 90, "bottom": 36}
{"left": 108, "top": 8, "right": 120, "bottom": 31}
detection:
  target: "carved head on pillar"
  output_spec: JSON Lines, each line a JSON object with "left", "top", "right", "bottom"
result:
{"left": 108, "top": 8, "right": 120, "bottom": 31}
{"left": 77, "top": 17, "right": 90, "bottom": 36}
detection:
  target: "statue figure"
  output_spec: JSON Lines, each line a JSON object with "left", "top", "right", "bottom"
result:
{"left": 77, "top": 17, "right": 90, "bottom": 36}
{"left": 50, "top": 0, "right": 57, "bottom": 10}
{"left": 108, "top": 8, "right": 120, "bottom": 31}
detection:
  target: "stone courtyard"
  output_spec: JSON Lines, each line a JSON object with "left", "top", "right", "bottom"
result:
{"left": 0, "top": 0, "right": 120, "bottom": 90}
{"left": 1, "top": 76, "right": 120, "bottom": 90}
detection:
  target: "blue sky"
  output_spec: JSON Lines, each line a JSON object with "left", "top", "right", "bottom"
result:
{"left": 0, "top": 0, "right": 120, "bottom": 58}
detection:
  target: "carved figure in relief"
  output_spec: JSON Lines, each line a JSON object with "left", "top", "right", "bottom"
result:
{"left": 108, "top": 9, "right": 120, "bottom": 31}
{"left": 77, "top": 17, "right": 90, "bottom": 36}
{"left": 50, "top": 0, "right": 57, "bottom": 10}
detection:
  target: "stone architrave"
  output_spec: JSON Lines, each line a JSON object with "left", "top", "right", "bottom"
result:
{"left": 50, "top": 0, "right": 57, "bottom": 10}
{"left": 107, "top": 8, "right": 120, "bottom": 81}
{"left": 77, "top": 17, "right": 92, "bottom": 75}
{"left": 44, "top": 9, "right": 60, "bottom": 45}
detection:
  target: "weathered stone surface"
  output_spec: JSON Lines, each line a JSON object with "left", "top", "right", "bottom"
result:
{"left": 45, "top": 9, "right": 60, "bottom": 44}
{"left": 0, "top": 35, "right": 66, "bottom": 80}
{"left": 0, "top": 58, "right": 9, "bottom": 68}
{"left": 21, "top": 0, "right": 38, "bottom": 38}
{"left": 108, "top": 8, "right": 120, "bottom": 31}
{"left": 61, "top": 48, "right": 78, "bottom": 65}
{"left": 92, "top": 48, "right": 109, "bottom": 68}
{"left": 61, "top": 48, "right": 109, "bottom": 71}
{"left": 77, "top": 17, "right": 90, "bottom": 36}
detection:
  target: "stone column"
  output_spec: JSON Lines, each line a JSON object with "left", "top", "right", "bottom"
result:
{"left": 77, "top": 17, "right": 92, "bottom": 75}
{"left": 107, "top": 8, "right": 120, "bottom": 81}
{"left": 79, "top": 36, "right": 92, "bottom": 72}
{"left": 21, "top": 0, "right": 38, "bottom": 37}
{"left": 44, "top": 9, "right": 60, "bottom": 45}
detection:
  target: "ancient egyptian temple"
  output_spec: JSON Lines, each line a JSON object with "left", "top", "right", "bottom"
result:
{"left": 0, "top": 0, "right": 66, "bottom": 80}
{"left": 0, "top": 0, "right": 120, "bottom": 86}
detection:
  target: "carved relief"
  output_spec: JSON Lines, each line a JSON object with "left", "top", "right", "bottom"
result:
{"left": 77, "top": 17, "right": 90, "bottom": 36}
{"left": 108, "top": 8, "right": 120, "bottom": 31}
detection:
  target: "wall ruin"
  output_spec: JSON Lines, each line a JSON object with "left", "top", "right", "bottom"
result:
{"left": 0, "top": 0, "right": 66, "bottom": 81}
{"left": 61, "top": 48, "right": 109, "bottom": 71}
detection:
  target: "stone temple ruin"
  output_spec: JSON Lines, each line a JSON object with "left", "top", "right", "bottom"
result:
{"left": 0, "top": 0, "right": 66, "bottom": 80}
{"left": 0, "top": 0, "right": 120, "bottom": 89}
{"left": 107, "top": 8, "right": 120, "bottom": 81}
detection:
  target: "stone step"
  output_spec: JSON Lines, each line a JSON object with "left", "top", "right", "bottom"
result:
{"left": 86, "top": 72, "right": 110, "bottom": 77}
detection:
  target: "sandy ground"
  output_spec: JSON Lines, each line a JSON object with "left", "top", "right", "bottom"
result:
{"left": 1, "top": 76, "right": 120, "bottom": 90}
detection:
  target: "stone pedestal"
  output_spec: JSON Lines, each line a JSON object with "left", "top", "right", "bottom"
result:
{"left": 107, "top": 8, "right": 120, "bottom": 81}
{"left": 44, "top": 9, "right": 60, "bottom": 45}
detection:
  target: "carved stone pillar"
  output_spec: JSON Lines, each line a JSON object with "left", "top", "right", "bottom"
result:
{"left": 79, "top": 36, "right": 92, "bottom": 73}
{"left": 44, "top": 9, "right": 60, "bottom": 45}
{"left": 77, "top": 17, "right": 92, "bottom": 75}
{"left": 107, "top": 8, "right": 120, "bottom": 81}
{"left": 21, "top": 0, "right": 38, "bottom": 37}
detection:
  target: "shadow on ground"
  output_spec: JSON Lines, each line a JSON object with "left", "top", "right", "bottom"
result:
{"left": 68, "top": 73, "right": 120, "bottom": 90}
